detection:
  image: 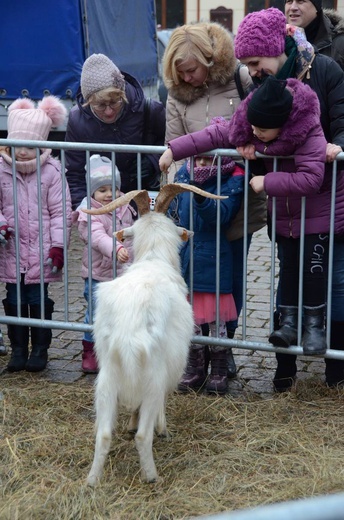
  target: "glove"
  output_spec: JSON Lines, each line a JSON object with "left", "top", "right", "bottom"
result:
{"left": 0, "top": 224, "right": 14, "bottom": 246}
{"left": 47, "top": 247, "right": 64, "bottom": 273}
{"left": 189, "top": 180, "right": 207, "bottom": 204}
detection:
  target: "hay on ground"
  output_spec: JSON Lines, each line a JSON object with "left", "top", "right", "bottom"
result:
{"left": 1, "top": 372, "right": 344, "bottom": 520}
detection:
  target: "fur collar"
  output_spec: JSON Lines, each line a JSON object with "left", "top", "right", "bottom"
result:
{"left": 323, "top": 9, "right": 344, "bottom": 35}
{"left": 168, "top": 23, "right": 237, "bottom": 105}
{"left": 228, "top": 78, "right": 321, "bottom": 154}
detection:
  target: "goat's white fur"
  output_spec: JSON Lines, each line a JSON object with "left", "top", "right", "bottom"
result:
{"left": 86, "top": 212, "right": 194, "bottom": 485}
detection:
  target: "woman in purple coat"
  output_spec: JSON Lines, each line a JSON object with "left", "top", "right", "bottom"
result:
{"left": 160, "top": 76, "right": 344, "bottom": 373}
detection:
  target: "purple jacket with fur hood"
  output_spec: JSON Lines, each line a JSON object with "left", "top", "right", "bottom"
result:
{"left": 168, "top": 78, "right": 344, "bottom": 238}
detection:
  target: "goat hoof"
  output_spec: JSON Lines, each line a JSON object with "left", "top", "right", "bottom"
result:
{"left": 141, "top": 470, "right": 159, "bottom": 483}
{"left": 86, "top": 474, "right": 99, "bottom": 487}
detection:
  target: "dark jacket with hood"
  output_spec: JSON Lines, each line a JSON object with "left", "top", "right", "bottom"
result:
{"left": 173, "top": 161, "right": 244, "bottom": 293}
{"left": 166, "top": 78, "right": 344, "bottom": 239}
{"left": 306, "top": 9, "right": 344, "bottom": 71}
{"left": 65, "top": 72, "right": 166, "bottom": 209}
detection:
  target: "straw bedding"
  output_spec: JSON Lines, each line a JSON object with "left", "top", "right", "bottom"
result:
{"left": 1, "top": 369, "right": 344, "bottom": 520}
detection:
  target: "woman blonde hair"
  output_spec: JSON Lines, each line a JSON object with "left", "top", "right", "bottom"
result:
{"left": 163, "top": 23, "right": 215, "bottom": 89}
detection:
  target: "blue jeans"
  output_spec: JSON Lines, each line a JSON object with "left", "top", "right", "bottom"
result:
{"left": 6, "top": 276, "right": 49, "bottom": 306}
{"left": 83, "top": 278, "right": 99, "bottom": 342}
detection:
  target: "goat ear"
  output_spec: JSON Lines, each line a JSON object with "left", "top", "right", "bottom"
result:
{"left": 177, "top": 227, "right": 193, "bottom": 241}
{"left": 114, "top": 226, "right": 134, "bottom": 241}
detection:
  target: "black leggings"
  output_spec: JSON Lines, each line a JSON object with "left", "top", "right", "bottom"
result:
{"left": 278, "top": 233, "right": 329, "bottom": 307}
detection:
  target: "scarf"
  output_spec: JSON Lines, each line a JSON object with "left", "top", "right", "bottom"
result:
{"left": 186, "top": 156, "right": 236, "bottom": 184}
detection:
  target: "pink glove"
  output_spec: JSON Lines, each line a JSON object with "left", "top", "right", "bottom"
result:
{"left": 47, "top": 247, "right": 64, "bottom": 273}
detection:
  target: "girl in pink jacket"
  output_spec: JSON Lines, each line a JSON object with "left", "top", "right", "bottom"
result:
{"left": 0, "top": 96, "right": 72, "bottom": 373}
{"left": 74, "top": 155, "right": 137, "bottom": 373}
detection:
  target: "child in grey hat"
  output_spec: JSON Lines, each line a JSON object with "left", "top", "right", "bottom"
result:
{"left": 74, "top": 154, "right": 137, "bottom": 373}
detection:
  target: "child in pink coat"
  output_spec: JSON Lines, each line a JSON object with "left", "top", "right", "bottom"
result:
{"left": 74, "top": 154, "right": 137, "bottom": 373}
{"left": 0, "top": 96, "right": 72, "bottom": 372}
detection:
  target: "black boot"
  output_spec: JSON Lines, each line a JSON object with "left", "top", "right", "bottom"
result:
{"left": 268, "top": 305, "right": 298, "bottom": 347}
{"left": 26, "top": 299, "right": 54, "bottom": 372}
{"left": 272, "top": 311, "right": 297, "bottom": 392}
{"left": 302, "top": 304, "right": 327, "bottom": 356}
{"left": 178, "top": 344, "right": 209, "bottom": 392}
{"left": 3, "top": 299, "right": 30, "bottom": 372}
{"left": 226, "top": 329, "right": 237, "bottom": 379}
{"left": 206, "top": 348, "right": 228, "bottom": 395}
{"left": 325, "top": 321, "right": 344, "bottom": 387}
{"left": 273, "top": 352, "right": 297, "bottom": 392}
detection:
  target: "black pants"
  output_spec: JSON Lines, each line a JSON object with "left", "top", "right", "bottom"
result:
{"left": 278, "top": 233, "right": 329, "bottom": 307}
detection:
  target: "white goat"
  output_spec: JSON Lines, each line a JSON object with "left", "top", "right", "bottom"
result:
{"left": 82, "top": 184, "right": 226, "bottom": 485}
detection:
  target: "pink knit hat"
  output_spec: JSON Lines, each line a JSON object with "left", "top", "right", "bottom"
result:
{"left": 8, "top": 96, "right": 67, "bottom": 141}
{"left": 81, "top": 53, "right": 126, "bottom": 100}
{"left": 235, "top": 8, "right": 287, "bottom": 60}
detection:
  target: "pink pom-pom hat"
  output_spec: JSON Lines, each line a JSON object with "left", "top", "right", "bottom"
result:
{"left": 7, "top": 95, "right": 67, "bottom": 141}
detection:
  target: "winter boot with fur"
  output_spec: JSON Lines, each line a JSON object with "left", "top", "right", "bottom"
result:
{"left": 301, "top": 304, "right": 327, "bottom": 356}
{"left": 325, "top": 321, "right": 344, "bottom": 387}
{"left": 206, "top": 348, "right": 229, "bottom": 395}
{"left": 82, "top": 340, "right": 98, "bottom": 373}
{"left": 268, "top": 305, "right": 298, "bottom": 348}
{"left": 3, "top": 299, "right": 30, "bottom": 372}
{"left": 178, "top": 344, "right": 209, "bottom": 392}
{"left": 26, "top": 299, "right": 54, "bottom": 372}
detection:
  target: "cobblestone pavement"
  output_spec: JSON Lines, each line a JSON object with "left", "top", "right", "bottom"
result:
{"left": 0, "top": 226, "right": 327, "bottom": 397}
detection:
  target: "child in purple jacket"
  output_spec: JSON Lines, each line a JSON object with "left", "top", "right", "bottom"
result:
{"left": 160, "top": 76, "right": 341, "bottom": 375}
{"left": 74, "top": 155, "right": 137, "bottom": 373}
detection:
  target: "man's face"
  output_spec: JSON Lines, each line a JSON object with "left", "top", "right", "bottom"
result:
{"left": 285, "top": 0, "right": 318, "bottom": 29}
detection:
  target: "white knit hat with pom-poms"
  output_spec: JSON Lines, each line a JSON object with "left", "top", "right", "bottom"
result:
{"left": 7, "top": 95, "right": 67, "bottom": 141}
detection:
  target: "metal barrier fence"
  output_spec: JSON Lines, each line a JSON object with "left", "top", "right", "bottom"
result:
{"left": 193, "top": 492, "right": 344, "bottom": 520}
{"left": 0, "top": 138, "right": 344, "bottom": 364}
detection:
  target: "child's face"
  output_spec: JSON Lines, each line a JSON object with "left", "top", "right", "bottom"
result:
{"left": 195, "top": 156, "right": 214, "bottom": 167}
{"left": 252, "top": 126, "right": 280, "bottom": 143}
{"left": 14, "top": 147, "right": 36, "bottom": 161}
{"left": 93, "top": 185, "right": 115, "bottom": 205}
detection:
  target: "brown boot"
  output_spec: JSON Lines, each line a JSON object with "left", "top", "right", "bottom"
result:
{"left": 206, "top": 348, "right": 228, "bottom": 395}
{"left": 178, "top": 344, "right": 209, "bottom": 392}
{"left": 82, "top": 340, "right": 98, "bottom": 374}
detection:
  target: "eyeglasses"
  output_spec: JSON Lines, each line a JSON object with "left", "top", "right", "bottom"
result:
{"left": 91, "top": 99, "right": 123, "bottom": 112}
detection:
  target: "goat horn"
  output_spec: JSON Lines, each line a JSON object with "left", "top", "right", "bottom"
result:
{"left": 81, "top": 190, "right": 151, "bottom": 216}
{"left": 154, "top": 182, "right": 228, "bottom": 214}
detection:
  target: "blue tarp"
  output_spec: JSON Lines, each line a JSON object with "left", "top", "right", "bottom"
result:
{"left": 0, "top": 0, "right": 84, "bottom": 100}
{"left": 81, "top": 0, "right": 158, "bottom": 87}
{"left": 0, "top": 0, "right": 158, "bottom": 100}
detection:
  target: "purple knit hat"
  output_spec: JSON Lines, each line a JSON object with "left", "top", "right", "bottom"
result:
{"left": 235, "top": 8, "right": 287, "bottom": 60}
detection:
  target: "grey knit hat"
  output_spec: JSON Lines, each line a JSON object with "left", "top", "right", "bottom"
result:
{"left": 87, "top": 155, "right": 121, "bottom": 196}
{"left": 81, "top": 54, "right": 126, "bottom": 100}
